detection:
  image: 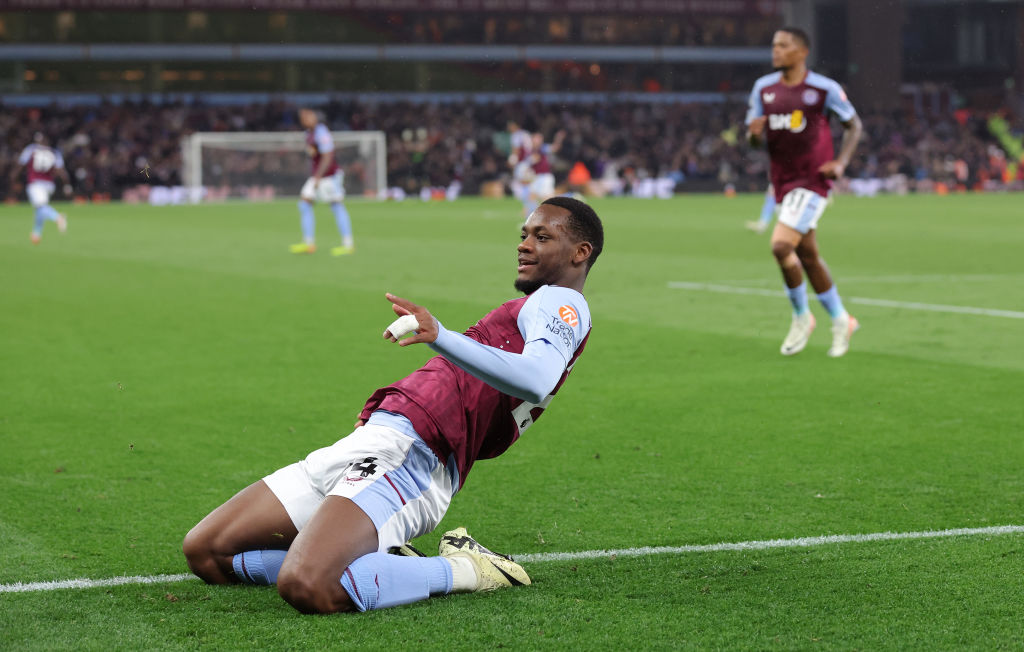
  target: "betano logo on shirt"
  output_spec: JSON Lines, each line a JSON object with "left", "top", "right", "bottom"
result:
{"left": 768, "top": 110, "right": 807, "bottom": 133}
{"left": 558, "top": 305, "right": 579, "bottom": 327}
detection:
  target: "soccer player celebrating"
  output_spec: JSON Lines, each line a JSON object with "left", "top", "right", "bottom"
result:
{"left": 290, "top": 108, "right": 355, "bottom": 256}
{"left": 15, "top": 133, "right": 69, "bottom": 245}
{"left": 746, "top": 27, "right": 864, "bottom": 357}
{"left": 184, "top": 197, "right": 604, "bottom": 614}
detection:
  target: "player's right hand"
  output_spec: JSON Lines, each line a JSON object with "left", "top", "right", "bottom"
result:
{"left": 748, "top": 116, "right": 767, "bottom": 138}
{"left": 383, "top": 293, "right": 439, "bottom": 346}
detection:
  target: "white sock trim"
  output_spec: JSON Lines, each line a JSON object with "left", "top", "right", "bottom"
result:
{"left": 446, "top": 556, "right": 478, "bottom": 593}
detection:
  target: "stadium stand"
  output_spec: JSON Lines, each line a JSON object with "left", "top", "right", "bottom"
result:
{"left": 1, "top": 98, "right": 1021, "bottom": 203}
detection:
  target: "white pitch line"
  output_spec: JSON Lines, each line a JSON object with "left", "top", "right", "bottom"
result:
{"left": 516, "top": 524, "right": 1024, "bottom": 563}
{"left": 667, "top": 281, "right": 1024, "bottom": 319}
{"left": 3, "top": 525, "right": 1022, "bottom": 593}
{"left": 0, "top": 572, "right": 195, "bottom": 594}
{"left": 718, "top": 274, "right": 1024, "bottom": 286}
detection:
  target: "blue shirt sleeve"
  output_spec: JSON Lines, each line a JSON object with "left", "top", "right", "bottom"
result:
{"left": 18, "top": 146, "right": 32, "bottom": 166}
{"left": 824, "top": 81, "right": 857, "bottom": 122}
{"left": 426, "top": 286, "right": 590, "bottom": 403}
{"left": 314, "top": 124, "right": 335, "bottom": 153}
{"left": 517, "top": 285, "right": 590, "bottom": 366}
{"left": 745, "top": 83, "right": 765, "bottom": 126}
{"left": 428, "top": 327, "right": 566, "bottom": 404}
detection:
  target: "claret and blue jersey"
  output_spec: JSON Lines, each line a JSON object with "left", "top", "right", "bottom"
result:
{"left": 745, "top": 70, "right": 857, "bottom": 202}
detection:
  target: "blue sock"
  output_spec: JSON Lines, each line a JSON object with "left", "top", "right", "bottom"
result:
{"left": 339, "top": 552, "right": 453, "bottom": 611}
{"left": 33, "top": 207, "right": 46, "bottom": 235}
{"left": 298, "top": 200, "right": 315, "bottom": 244}
{"left": 786, "top": 281, "right": 810, "bottom": 316}
{"left": 232, "top": 549, "right": 288, "bottom": 585}
{"left": 759, "top": 193, "right": 776, "bottom": 226}
{"left": 816, "top": 285, "right": 848, "bottom": 319}
{"left": 330, "top": 202, "right": 353, "bottom": 244}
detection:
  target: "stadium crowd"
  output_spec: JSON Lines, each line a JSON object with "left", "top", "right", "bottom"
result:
{"left": 363, "top": 12, "right": 778, "bottom": 47}
{"left": 2, "top": 98, "right": 1021, "bottom": 202}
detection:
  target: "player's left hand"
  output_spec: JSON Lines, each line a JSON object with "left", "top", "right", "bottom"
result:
{"left": 383, "top": 293, "right": 439, "bottom": 346}
{"left": 818, "top": 160, "right": 846, "bottom": 179}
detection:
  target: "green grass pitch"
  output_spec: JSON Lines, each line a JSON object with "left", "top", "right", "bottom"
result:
{"left": 1, "top": 194, "right": 1022, "bottom": 649}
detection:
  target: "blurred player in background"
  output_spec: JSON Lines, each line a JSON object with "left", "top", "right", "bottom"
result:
{"left": 15, "top": 133, "right": 69, "bottom": 245}
{"left": 527, "top": 130, "right": 565, "bottom": 210}
{"left": 291, "top": 108, "right": 355, "bottom": 256}
{"left": 746, "top": 27, "right": 863, "bottom": 357}
{"left": 507, "top": 120, "right": 535, "bottom": 217}
{"left": 745, "top": 184, "right": 777, "bottom": 234}
{"left": 183, "top": 197, "right": 603, "bottom": 614}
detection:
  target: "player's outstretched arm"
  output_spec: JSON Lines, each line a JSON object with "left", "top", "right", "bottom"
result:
{"left": 819, "top": 114, "right": 863, "bottom": 179}
{"left": 380, "top": 292, "right": 564, "bottom": 403}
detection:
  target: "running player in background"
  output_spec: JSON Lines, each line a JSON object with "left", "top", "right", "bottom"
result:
{"left": 507, "top": 120, "right": 535, "bottom": 217}
{"left": 527, "top": 130, "right": 565, "bottom": 210}
{"left": 183, "top": 197, "right": 604, "bottom": 614}
{"left": 745, "top": 184, "right": 777, "bottom": 234}
{"left": 15, "top": 133, "right": 69, "bottom": 245}
{"left": 746, "top": 27, "right": 863, "bottom": 358}
{"left": 291, "top": 109, "right": 355, "bottom": 256}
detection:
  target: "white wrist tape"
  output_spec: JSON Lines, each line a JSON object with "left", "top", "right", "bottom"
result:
{"left": 386, "top": 314, "right": 419, "bottom": 339}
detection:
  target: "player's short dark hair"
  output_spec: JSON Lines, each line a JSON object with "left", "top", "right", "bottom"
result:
{"left": 541, "top": 196, "right": 604, "bottom": 270}
{"left": 778, "top": 26, "right": 811, "bottom": 50}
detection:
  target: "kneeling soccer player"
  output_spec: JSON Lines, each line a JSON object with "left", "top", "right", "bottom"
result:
{"left": 183, "top": 196, "right": 604, "bottom": 613}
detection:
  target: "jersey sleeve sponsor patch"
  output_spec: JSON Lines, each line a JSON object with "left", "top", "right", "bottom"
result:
{"left": 558, "top": 305, "right": 579, "bottom": 327}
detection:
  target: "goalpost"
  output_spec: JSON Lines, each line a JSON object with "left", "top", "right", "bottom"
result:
{"left": 181, "top": 131, "right": 387, "bottom": 199}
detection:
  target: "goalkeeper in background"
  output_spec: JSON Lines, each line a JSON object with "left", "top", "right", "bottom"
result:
{"left": 291, "top": 108, "right": 355, "bottom": 256}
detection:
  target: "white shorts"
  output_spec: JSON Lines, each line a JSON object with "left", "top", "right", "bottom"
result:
{"left": 300, "top": 171, "right": 345, "bottom": 203}
{"left": 263, "top": 416, "right": 454, "bottom": 552}
{"left": 529, "top": 173, "right": 555, "bottom": 199}
{"left": 27, "top": 181, "right": 55, "bottom": 208}
{"left": 514, "top": 161, "right": 535, "bottom": 184}
{"left": 778, "top": 188, "right": 829, "bottom": 234}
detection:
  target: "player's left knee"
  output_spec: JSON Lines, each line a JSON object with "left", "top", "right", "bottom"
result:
{"left": 182, "top": 527, "right": 228, "bottom": 584}
{"left": 277, "top": 567, "right": 354, "bottom": 614}
{"left": 770, "top": 239, "right": 794, "bottom": 261}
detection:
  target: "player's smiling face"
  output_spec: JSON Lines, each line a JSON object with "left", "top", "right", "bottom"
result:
{"left": 771, "top": 31, "right": 806, "bottom": 70}
{"left": 515, "top": 205, "right": 580, "bottom": 294}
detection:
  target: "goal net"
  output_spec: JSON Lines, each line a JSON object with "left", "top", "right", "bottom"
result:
{"left": 181, "top": 131, "right": 387, "bottom": 200}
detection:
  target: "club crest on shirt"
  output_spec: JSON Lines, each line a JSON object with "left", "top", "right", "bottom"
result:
{"left": 802, "top": 89, "right": 820, "bottom": 105}
{"left": 763, "top": 92, "right": 775, "bottom": 104}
